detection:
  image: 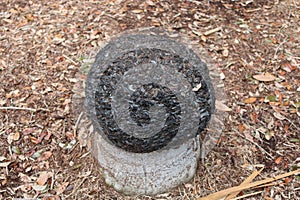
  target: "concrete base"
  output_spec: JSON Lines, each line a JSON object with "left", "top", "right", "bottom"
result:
{"left": 91, "top": 131, "right": 201, "bottom": 195}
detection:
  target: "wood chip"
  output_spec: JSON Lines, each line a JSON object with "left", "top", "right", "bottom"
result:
{"left": 203, "top": 27, "right": 222, "bottom": 36}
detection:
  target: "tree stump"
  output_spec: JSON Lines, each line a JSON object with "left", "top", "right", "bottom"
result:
{"left": 83, "top": 31, "right": 221, "bottom": 195}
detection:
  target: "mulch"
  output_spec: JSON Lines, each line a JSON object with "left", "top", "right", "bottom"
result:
{"left": 0, "top": 0, "right": 299, "bottom": 199}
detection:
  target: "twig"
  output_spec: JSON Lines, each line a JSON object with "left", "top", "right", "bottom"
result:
{"left": 197, "top": 168, "right": 300, "bottom": 200}
{"left": 0, "top": 106, "right": 36, "bottom": 112}
{"left": 245, "top": 8, "right": 261, "bottom": 13}
{"left": 0, "top": 106, "right": 49, "bottom": 112}
{"left": 204, "top": 27, "right": 222, "bottom": 36}
{"left": 65, "top": 176, "right": 88, "bottom": 198}
{"left": 253, "top": 182, "right": 276, "bottom": 189}
{"left": 274, "top": 38, "right": 287, "bottom": 59}
{"left": 74, "top": 112, "right": 83, "bottom": 137}
{"left": 63, "top": 54, "right": 78, "bottom": 65}
{"left": 293, "top": 0, "right": 299, "bottom": 8}
{"left": 272, "top": 109, "right": 300, "bottom": 132}
{"left": 51, "top": 169, "right": 55, "bottom": 190}
{"left": 225, "top": 167, "right": 264, "bottom": 200}
{"left": 0, "top": 128, "right": 9, "bottom": 136}
{"left": 224, "top": 62, "right": 236, "bottom": 69}
{"left": 230, "top": 191, "right": 262, "bottom": 200}
{"left": 234, "top": 129, "right": 274, "bottom": 159}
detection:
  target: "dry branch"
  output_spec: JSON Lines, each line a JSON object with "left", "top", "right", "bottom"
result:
{"left": 197, "top": 169, "right": 300, "bottom": 200}
{"left": 0, "top": 106, "right": 49, "bottom": 112}
{"left": 225, "top": 167, "right": 264, "bottom": 200}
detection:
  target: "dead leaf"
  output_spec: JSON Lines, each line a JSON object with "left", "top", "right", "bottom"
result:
{"left": 283, "top": 101, "right": 290, "bottom": 106}
{"left": 7, "top": 132, "right": 15, "bottom": 144}
{"left": 38, "top": 151, "right": 52, "bottom": 161}
{"left": 1, "top": 178, "right": 7, "bottom": 186}
{"left": 282, "top": 82, "right": 291, "bottom": 90}
{"left": 274, "top": 90, "right": 283, "bottom": 102}
{"left": 13, "top": 132, "right": 20, "bottom": 141}
{"left": 30, "top": 136, "right": 40, "bottom": 144}
{"left": 37, "top": 171, "right": 52, "bottom": 185}
{"left": 7, "top": 132, "right": 20, "bottom": 144}
{"left": 284, "top": 177, "right": 292, "bottom": 184}
{"left": 131, "top": 9, "right": 144, "bottom": 14}
{"left": 215, "top": 100, "right": 232, "bottom": 111}
{"left": 65, "top": 131, "right": 75, "bottom": 140}
{"left": 32, "top": 183, "right": 48, "bottom": 192}
{"left": 253, "top": 73, "right": 276, "bottom": 82}
{"left": 269, "top": 102, "right": 280, "bottom": 106}
{"left": 25, "top": 14, "right": 34, "bottom": 21}
{"left": 265, "top": 95, "right": 277, "bottom": 102}
{"left": 250, "top": 112, "right": 259, "bottom": 124}
{"left": 55, "top": 182, "right": 69, "bottom": 195}
{"left": 244, "top": 97, "right": 257, "bottom": 104}
{"left": 11, "top": 146, "right": 21, "bottom": 154}
{"left": 264, "top": 130, "right": 274, "bottom": 140}
{"left": 275, "top": 157, "right": 283, "bottom": 164}
{"left": 238, "top": 124, "right": 246, "bottom": 133}
{"left": 273, "top": 112, "right": 285, "bottom": 120}
{"left": 280, "top": 60, "right": 295, "bottom": 72}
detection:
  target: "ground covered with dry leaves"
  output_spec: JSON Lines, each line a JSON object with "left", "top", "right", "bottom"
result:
{"left": 1, "top": 0, "right": 300, "bottom": 199}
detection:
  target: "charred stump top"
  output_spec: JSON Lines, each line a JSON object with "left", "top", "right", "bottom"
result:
{"left": 85, "top": 34, "right": 215, "bottom": 153}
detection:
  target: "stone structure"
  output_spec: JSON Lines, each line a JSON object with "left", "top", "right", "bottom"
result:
{"left": 84, "top": 32, "right": 216, "bottom": 195}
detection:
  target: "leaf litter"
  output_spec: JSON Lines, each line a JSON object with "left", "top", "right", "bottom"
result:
{"left": 0, "top": 0, "right": 299, "bottom": 199}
